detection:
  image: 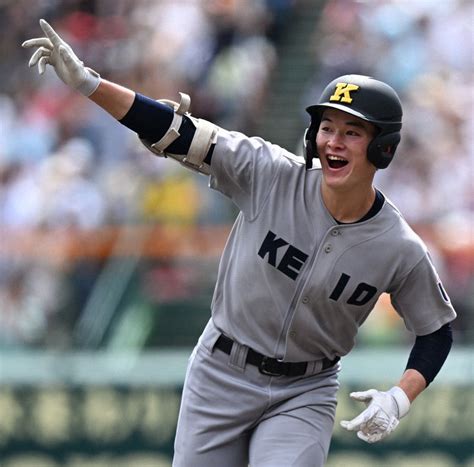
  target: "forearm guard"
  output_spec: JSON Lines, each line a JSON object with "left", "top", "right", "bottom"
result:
{"left": 140, "top": 92, "right": 218, "bottom": 175}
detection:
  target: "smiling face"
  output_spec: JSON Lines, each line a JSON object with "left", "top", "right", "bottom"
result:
{"left": 316, "top": 108, "right": 377, "bottom": 192}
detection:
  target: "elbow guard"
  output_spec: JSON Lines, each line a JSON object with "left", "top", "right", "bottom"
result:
{"left": 139, "top": 92, "right": 218, "bottom": 175}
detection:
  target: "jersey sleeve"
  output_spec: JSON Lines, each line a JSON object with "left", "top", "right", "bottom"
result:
{"left": 208, "top": 129, "right": 285, "bottom": 220}
{"left": 390, "top": 253, "right": 457, "bottom": 335}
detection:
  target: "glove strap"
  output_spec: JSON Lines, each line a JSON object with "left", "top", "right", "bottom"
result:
{"left": 388, "top": 386, "right": 410, "bottom": 418}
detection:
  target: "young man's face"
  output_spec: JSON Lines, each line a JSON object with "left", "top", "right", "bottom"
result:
{"left": 316, "top": 108, "right": 377, "bottom": 191}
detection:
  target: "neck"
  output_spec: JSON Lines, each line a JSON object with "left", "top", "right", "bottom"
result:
{"left": 321, "top": 181, "right": 376, "bottom": 224}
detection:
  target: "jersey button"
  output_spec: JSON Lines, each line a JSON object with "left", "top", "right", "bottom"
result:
{"left": 302, "top": 296, "right": 309, "bottom": 304}
{"left": 289, "top": 330, "right": 296, "bottom": 338}
{"left": 324, "top": 243, "right": 332, "bottom": 253}
{"left": 331, "top": 229, "right": 339, "bottom": 236}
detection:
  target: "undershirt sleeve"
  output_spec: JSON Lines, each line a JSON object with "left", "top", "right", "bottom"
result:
{"left": 405, "top": 322, "right": 453, "bottom": 386}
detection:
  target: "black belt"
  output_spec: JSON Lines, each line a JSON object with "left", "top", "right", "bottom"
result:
{"left": 214, "top": 334, "right": 339, "bottom": 377}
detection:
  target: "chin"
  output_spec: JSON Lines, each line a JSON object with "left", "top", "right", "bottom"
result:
{"left": 321, "top": 165, "right": 351, "bottom": 187}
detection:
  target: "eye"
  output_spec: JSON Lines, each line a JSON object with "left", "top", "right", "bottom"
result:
{"left": 346, "top": 129, "right": 361, "bottom": 136}
{"left": 319, "top": 125, "right": 332, "bottom": 133}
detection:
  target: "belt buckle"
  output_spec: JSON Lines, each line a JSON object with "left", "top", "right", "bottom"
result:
{"left": 258, "top": 356, "right": 283, "bottom": 376}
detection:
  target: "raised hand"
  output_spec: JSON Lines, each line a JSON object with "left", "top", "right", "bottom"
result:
{"left": 22, "top": 19, "right": 101, "bottom": 96}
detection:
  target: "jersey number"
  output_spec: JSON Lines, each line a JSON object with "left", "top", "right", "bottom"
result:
{"left": 329, "top": 273, "right": 378, "bottom": 306}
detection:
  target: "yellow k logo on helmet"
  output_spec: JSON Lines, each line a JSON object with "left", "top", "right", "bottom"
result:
{"left": 329, "top": 83, "right": 360, "bottom": 104}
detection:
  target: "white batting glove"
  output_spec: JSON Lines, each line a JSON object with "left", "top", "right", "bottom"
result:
{"left": 22, "top": 19, "right": 101, "bottom": 96}
{"left": 340, "top": 386, "right": 410, "bottom": 443}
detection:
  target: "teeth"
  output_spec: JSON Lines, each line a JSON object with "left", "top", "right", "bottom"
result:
{"left": 328, "top": 155, "right": 346, "bottom": 161}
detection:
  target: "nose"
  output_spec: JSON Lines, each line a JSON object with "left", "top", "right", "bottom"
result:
{"left": 327, "top": 131, "right": 345, "bottom": 148}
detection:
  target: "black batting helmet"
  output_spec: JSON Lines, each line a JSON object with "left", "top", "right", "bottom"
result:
{"left": 304, "top": 74, "right": 403, "bottom": 169}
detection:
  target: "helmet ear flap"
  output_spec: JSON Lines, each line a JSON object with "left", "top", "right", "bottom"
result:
{"left": 304, "top": 123, "right": 319, "bottom": 169}
{"left": 367, "top": 132, "right": 401, "bottom": 169}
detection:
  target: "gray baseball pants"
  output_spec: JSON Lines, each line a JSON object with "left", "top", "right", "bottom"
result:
{"left": 172, "top": 319, "right": 340, "bottom": 467}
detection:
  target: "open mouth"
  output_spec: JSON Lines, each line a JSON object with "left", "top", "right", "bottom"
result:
{"left": 327, "top": 155, "right": 349, "bottom": 169}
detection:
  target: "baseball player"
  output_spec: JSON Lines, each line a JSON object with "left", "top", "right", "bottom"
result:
{"left": 23, "top": 20, "right": 456, "bottom": 467}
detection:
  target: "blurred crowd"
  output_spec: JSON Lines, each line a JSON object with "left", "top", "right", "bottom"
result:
{"left": 0, "top": 0, "right": 472, "bottom": 349}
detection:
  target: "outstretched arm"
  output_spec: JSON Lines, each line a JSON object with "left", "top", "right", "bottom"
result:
{"left": 23, "top": 19, "right": 217, "bottom": 175}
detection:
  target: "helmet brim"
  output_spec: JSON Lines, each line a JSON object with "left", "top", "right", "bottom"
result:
{"left": 306, "top": 103, "right": 402, "bottom": 129}
{"left": 306, "top": 103, "right": 370, "bottom": 122}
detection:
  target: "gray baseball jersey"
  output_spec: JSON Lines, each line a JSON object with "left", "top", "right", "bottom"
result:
{"left": 207, "top": 129, "right": 456, "bottom": 362}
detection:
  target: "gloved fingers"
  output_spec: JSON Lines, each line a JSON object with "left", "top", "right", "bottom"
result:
{"left": 40, "top": 19, "right": 64, "bottom": 48}
{"left": 340, "top": 420, "right": 355, "bottom": 431}
{"left": 38, "top": 55, "right": 50, "bottom": 75}
{"left": 356, "top": 415, "right": 398, "bottom": 443}
{"left": 366, "top": 415, "right": 387, "bottom": 431}
{"left": 28, "top": 47, "right": 51, "bottom": 68}
{"left": 22, "top": 37, "right": 53, "bottom": 50}
{"left": 58, "top": 45, "right": 83, "bottom": 75}
{"left": 349, "top": 389, "right": 378, "bottom": 402}
{"left": 356, "top": 430, "right": 372, "bottom": 443}
{"left": 58, "top": 45, "right": 75, "bottom": 65}
{"left": 357, "top": 429, "right": 385, "bottom": 444}
{"left": 340, "top": 405, "right": 377, "bottom": 431}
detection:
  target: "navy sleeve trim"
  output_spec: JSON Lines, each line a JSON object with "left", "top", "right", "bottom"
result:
{"left": 405, "top": 322, "right": 453, "bottom": 386}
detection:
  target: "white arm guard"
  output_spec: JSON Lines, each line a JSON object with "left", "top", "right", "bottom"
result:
{"left": 139, "top": 92, "right": 218, "bottom": 176}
